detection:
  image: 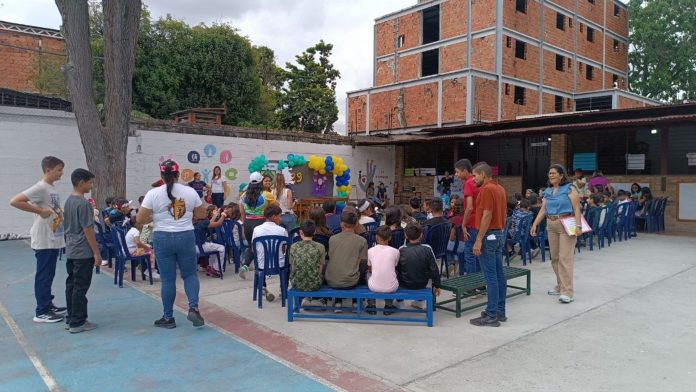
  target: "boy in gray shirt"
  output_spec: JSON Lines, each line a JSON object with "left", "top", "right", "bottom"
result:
{"left": 63, "top": 168, "right": 102, "bottom": 333}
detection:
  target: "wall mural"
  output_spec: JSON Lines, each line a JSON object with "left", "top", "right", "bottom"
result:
{"left": 203, "top": 144, "right": 217, "bottom": 158}
{"left": 358, "top": 159, "right": 377, "bottom": 195}
{"left": 187, "top": 150, "right": 200, "bottom": 164}
{"left": 219, "top": 150, "right": 232, "bottom": 164}
{"left": 181, "top": 169, "right": 195, "bottom": 182}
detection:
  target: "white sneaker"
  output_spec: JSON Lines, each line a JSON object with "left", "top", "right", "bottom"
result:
{"left": 150, "top": 271, "right": 161, "bottom": 281}
{"left": 101, "top": 260, "right": 109, "bottom": 266}
{"left": 559, "top": 295, "right": 574, "bottom": 303}
{"left": 239, "top": 265, "right": 248, "bottom": 280}
{"left": 33, "top": 312, "right": 64, "bottom": 323}
{"left": 410, "top": 300, "right": 425, "bottom": 310}
{"left": 547, "top": 289, "right": 561, "bottom": 295}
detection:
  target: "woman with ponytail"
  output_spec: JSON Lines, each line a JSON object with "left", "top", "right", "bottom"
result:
{"left": 238, "top": 172, "right": 268, "bottom": 279}
{"left": 137, "top": 160, "right": 207, "bottom": 329}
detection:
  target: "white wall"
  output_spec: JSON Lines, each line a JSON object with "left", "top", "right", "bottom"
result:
{"left": 0, "top": 107, "right": 395, "bottom": 237}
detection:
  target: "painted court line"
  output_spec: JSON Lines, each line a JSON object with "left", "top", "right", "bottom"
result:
{"left": 0, "top": 300, "right": 63, "bottom": 392}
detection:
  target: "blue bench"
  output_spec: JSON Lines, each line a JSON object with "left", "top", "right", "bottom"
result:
{"left": 287, "top": 286, "right": 434, "bottom": 327}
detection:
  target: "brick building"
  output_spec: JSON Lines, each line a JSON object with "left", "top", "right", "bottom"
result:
{"left": 0, "top": 21, "right": 66, "bottom": 94}
{"left": 346, "top": 0, "right": 658, "bottom": 134}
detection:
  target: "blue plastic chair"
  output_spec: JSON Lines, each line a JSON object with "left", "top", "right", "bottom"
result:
{"left": 251, "top": 235, "right": 289, "bottom": 309}
{"left": 312, "top": 234, "right": 330, "bottom": 253}
{"left": 195, "top": 229, "right": 224, "bottom": 280}
{"left": 389, "top": 228, "right": 405, "bottom": 249}
{"left": 424, "top": 222, "right": 452, "bottom": 278}
{"left": 362, "top": 222, "right": 379, "bottom": 248}
{"left": 363, "top": 221, "right": 378, "bottom": 233}
{"left": 656, "top": 197, "right": 667, "bottom": 232}
{"left": 288, "top": 227, "right": 301, "bottom": 246}
{"left": 222, "top": 220, "right": 246, "bottom": 273}
{"left": 94, "top": 221, "right": 114, "bottom": 268}
{"left": 110, "top": 226, "right": 153, "bottom": 288}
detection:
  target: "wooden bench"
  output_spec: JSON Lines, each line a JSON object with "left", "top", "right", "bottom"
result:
{"left": 287, "top": 286, "right": 434, "bottom": 327}
{"left": 436, "top": 266, "right": 531, "bottom": 318}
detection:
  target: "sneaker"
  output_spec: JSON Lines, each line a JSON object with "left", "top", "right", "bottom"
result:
{"left": 410, "top": 300, "right": 425, "bottom": 310}
{"left": 301, "top": 298, "right": 312, "bottom": 307}
{"left": 50, "top": 304, "right": 67, "bottom": 315}
{"left": 531, "top": 248, "right": 540, "bottom": 258}
{"left": 101, "top": 260, "right": 109, "bottom": 266}
{"left": 208, "top": 267, "right": 221, "bottom": 278}
{"left": 383, "top": 304, "right": 397, "bottom": 316}
{"left": 154, "top": 317, "right": 176, "bottom": 329}
{"left": 187, "top": 308, "right": 205, "bottom": 327}
{"left": 33, "top": 311, "right": 64, "bottom": 323}
{"left": 239, "top": 265, "right": 248, "bottom": 279}
{"left": 150, "top": 271, "right": 161, "bottom": 281}
{"left": 366, "top": 305, "right": 376, "bottom": 315}
{"left": 470, "top": 314, "right": 501, "bottom": 327}
{"left": 69, "top": 321, "right": 98, "bottom": 334}
{"left": 547, "top": 289, "right": 561, "bottom": 296}
{"left": 334, "top": 301, "right": 343, "bottom": 313}
{"left": 481, "top": 311, "right": 507, "bottom": 322}
{"left": 559, "top": 295, "right": 574, "bottom": 304}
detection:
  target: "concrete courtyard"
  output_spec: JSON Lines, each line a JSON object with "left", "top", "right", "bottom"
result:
{"left": 1, "top": 233, "right": 695, "bottom": 391}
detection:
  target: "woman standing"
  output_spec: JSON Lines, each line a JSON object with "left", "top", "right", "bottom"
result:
{"left": 238, "top": 172, "right": 268, "bottom": 279}
{"left": 137, "top": 160, "right": 207, "bottom": 328}
{"left": 275, "top": 173, "right": 296, "bottom": 231}
{"left": 530, "top": 164, "right": 582, "bottom": 304}
{"left": 262, "top": 173, "right": 277, "bottom": 205}
{"left": 210, "top": 166, "right": 226, "bottom": 208}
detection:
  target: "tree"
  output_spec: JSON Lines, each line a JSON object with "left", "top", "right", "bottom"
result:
{"left": 278, "top": 40, "right": 341, "bottom": 133}
{"left": 56, "top": 0, "right": 141, "bottom": 204}
{"left": 628, "top": 0, "right": 696, "bottom": 101}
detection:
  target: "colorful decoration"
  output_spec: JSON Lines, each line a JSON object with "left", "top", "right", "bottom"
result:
{"left": 181, "top": 169, "right": 194, "bottom": 182}
{"left": 287, "top": 154, "right": 307, "bottom": 167}
{"left": 225, "top": 167, "right": 238, "bottom": 181}
{"left": 312, "top": 171, "right": 329, "bottom": 196}
{"left": 292, "top": 172, "right": 304, "bottom": 184}
{"left": 187, "top": 151, "right": 200, "bottom": 164}
{"left": 203, "top": 144, "right": 217, "bottom": 158}
{"left": 248, "top": 154, "right": 269, "bottom": 173}
{"left": 219, "top": 150, "right": 232, "bottom": 164}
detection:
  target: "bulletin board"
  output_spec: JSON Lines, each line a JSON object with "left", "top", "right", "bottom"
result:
{"left": 677, "top": 182, "right": 696, "bottom": 221}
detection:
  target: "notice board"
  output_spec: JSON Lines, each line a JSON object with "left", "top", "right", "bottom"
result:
{"left": 677, "top": 183, "right": 696, "bottom": 221}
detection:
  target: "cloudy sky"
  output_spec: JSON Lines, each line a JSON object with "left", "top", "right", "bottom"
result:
{"left": 1, "top": 0, "right": 415, "bottom": 133}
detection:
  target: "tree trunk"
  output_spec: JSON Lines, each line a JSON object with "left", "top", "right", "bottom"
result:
{"left": 56, "top": 0, "right": 141, "bottom": 206}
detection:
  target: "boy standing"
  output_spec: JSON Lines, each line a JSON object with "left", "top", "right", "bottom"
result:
{"left": 326, "top": 208, "right": 368, "bottom": 311}
{"left": 10, "top": 156, "right": 67, "bottom": 323}
{"left": 289, "top": 220, "right": 325, "bottom": 292}
{"left": 63, "top": 169, "right": 102, "bottom": 333}
{"left": 397, "top": 222, "right": 441, "bottom": 310}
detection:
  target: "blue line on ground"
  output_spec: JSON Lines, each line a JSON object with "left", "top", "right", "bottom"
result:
{"left": 0, "top": 241, "right": 332, "bottom": 392}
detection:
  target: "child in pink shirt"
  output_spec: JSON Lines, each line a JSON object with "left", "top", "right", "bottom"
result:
{"left": 367, "top": 226, "right": 400, "bottom": 315}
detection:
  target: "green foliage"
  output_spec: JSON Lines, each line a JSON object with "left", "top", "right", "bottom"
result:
{"left": 31, "top": 54, "right": 69, "bottom": 99}
{"left": 278, "top": 40, "right": 341, "bottom": 133}
{"left": 628, "top": 0, "right": 696, "bottom": 101}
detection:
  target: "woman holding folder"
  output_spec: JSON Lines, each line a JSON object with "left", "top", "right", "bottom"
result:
{"left": 530, "top": 164, "right": 583, "bottom": 304}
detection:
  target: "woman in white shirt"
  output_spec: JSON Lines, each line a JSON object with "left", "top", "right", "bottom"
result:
{"left": 137, "top": 160, "right": 207, "bottom": 329}
{"left": 275, "top": 173, "right": 296, "bottom": 231}
{"left": 209, "top": 166, "right": 226, "bottom": 208}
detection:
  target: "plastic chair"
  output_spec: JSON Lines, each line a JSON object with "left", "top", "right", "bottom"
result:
{"left": 656, "top": 197, "right": 667, "bottom": 232}
{"left": 222, "top": 220, "right": 246, "bottom": 273}
{"left": 110, "top": 226, "right": 153, "bottom": 288}
{"left": 312, "top": 234, "right": 330, "bottom": 253}
{"left": 424, "top": 222, "right": 452, "bottom": 278}
{"left": 94, "top": 221, "right": 114, "bottom": 268}
{"left": 447, "top": 226, "right": 465, "bottom": 274}
{"left": 363, "top": 222, "right": 378, "bottom": 233}
{"left": 389, "top": 228, "right": 405, "bottom": 249}
{"left": 195, "top": 229, "right": 224, "bottom": 280}
{"left": 251, "top": 235, "right": 289, "bottom": 308}
{"left": 288, "top": 227, "right": 301, "bottom": 245}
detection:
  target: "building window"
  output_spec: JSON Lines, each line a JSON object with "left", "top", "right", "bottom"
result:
{"left": 580, "top": 23, "right": 584, "bottom": 33}
{"left": 515, "top": 40, "right": 526, "bottom": 59}
{"left": 587, "top": 27, "right": 594, "bottom": 42}
{"left": 612, "top": 74, "right": 619, "bottom": 87}
{"left": 506, "top": 36, "right": 512, "bottom": 48}
{"left": 556, "top": 13, "right": 565, "bottom": 30}
{"left": 555, "top": 95, "right": 564, "bottom": 112}
{"left": 555, "top": 54, "right": 565, "bottom": 71}
{"left": 514, "top": 86, "right": 525, "bottom": 105}
{"left": 613, "top": 39, "right": 620, "bottom": 53}
{"left": 516, "top": 0, "right": 527, "bottom": 14}
{"left": 421, "top": 48, "right": 439, "bottom": 76}
{"left": 568, "top": 58, "right": 572, "bottom": 68}
{"left": 586, "top": 64, "right": 594, "bottom": 80}
{"left": 505, "top": 83, "right": 510, "bottom": 95}
{"left": 614, "top": 3, "right": 620, "bottom": 16}
{"left": 568, "top": 18, "right": 573, "bottom": 28}
{"left": 422, "top": 5, "right": 440, "bottom": 44}
{"left": 588, "top": 0, "right": 595, "bottom": 4}
{"left": 397, "top": 35, "right": 405, "bottom": 48}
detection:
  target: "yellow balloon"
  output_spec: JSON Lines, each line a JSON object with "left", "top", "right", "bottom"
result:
{"left": 319, "top": 169, "right": 326, "bottom": 175}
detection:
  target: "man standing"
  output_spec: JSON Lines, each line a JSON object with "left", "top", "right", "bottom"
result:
{"left": 9, "top": 156, "right": 67, "bottom": 323}
{"left": 470, "top": 162, "right": 507, "bottom": 327}
{"left": 438, "top": 171, "right": 454, "bottom": 196}
{"left": 63, "top": 169, "right": 102, "bottom": 333}
{"left": 454, "top": 159, "right": 480, "bottom": 276}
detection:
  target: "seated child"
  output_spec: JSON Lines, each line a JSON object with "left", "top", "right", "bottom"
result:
{"left": 251, "top": 204, "right": 289, "bottom": 302}
{"left": 124, "top": 217, "right": 158, "bottom": 280}
{"left": 289, "top": 220, "right": 325, "bottom": 294}
{"left": 326, "top": 207, "right": 368, "bottom": 312}
{"left": 397, "top": 222, "right": 441, "bottom": 310}
{"left": 367, "top": 226, "right": 400, "bottom": 315}
{"left": 506, "top": 198, "right": 534, "bottom": 256}
{"left": 107, "top": 198, "right": 132, "bottom": 227}
{"left": 194, "top": 205, "right": 226, "bottom": 278}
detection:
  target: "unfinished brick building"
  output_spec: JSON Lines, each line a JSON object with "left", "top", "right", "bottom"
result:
{"left": 347, "top": 0, "right": 658, "bottom": 134}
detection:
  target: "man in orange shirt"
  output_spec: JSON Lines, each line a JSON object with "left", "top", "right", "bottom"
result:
{"left": 471, "top": 162, "right": 508, "bottom": 327}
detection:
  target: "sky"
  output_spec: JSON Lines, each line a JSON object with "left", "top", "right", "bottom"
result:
{"left": 0, "top": 0, "right": 415, "bottom": 133}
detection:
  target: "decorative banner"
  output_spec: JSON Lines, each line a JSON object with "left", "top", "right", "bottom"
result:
{"left": 187, "top": 150, "right": 200, "bottom": 164}
{"left": 225, "top": 167, "right": 238, "bottom": 181}
{"left": 181, "top": 169, "right": 194, "bottom": 182}
{"left": 312, "top": 171, "right": 329, "bottom": 196}
{"left": 203, "top": 144, "right": 217, "bottom": 158}
{"left": 292, "top": 172, "right": 304, "bottom": 184}
{"left": 219, "top": 150, "right": 232, "bottom": 164}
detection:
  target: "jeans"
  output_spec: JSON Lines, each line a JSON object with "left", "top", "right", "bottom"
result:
{"left": 34, "top": 248, "right": 59, "bottom": 316}
{"left": 478, "top": 229, "right": 506, "bottom": 318}
{"left": 243, "top": 219, "right": 265, "bottom": 267}
{"left": 462, "top": 227, "right": 480, "bottom": 275}
{"left": 153, "top": 230, "right": 200, "bottom": 319}
{"left": 211, "top": 192, "right": 225, "bottom": 208}
{"left": 65, "top": 257, "right": 94, "bottom": 327}
{"left": 280, "top": 213, "right": 297, "bottom": 232}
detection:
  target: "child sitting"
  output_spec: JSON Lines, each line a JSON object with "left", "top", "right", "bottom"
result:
{"left": 506, "top": 198, "right": 534, "bottom": 257}
{"left": 107, "top": 198, "right": 132, "bottom": 227}
{"left": 367, "top": 226, "right": 400, "bottom": 315}
{"left": 326, "top": 207, "right": 368, "bottom": 312}
{"left": 194, "top": 205, "right": 226, "bottom": 278}
{"left": 124, "top": 217, "right": 159, "bottom": 280}
{"left": 397, "top": 222, "right": 441, "bottom": 310}
{"left": 251, "top": 204, "right": 289, "bottom": 302}
{"left": 289, "top": 220, "right": 325, "bottom": 294}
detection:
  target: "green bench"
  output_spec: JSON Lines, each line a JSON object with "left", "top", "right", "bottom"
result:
{"left": 436, "top": 266, "right": 531, "bottom": 318}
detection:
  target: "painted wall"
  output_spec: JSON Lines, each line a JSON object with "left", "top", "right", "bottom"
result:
{"left": 0, "top": 107, "right": 395, "bottom": 237}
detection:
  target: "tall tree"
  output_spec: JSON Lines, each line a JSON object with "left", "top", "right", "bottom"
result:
{"left": 628, "top": 0, "right": 696, "bottom": 101}
{"left": 56, "top": 0, "right": 141, "bottom": 203}
{"left": 278, "top": 40, "right": 340, "bottom": 133}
